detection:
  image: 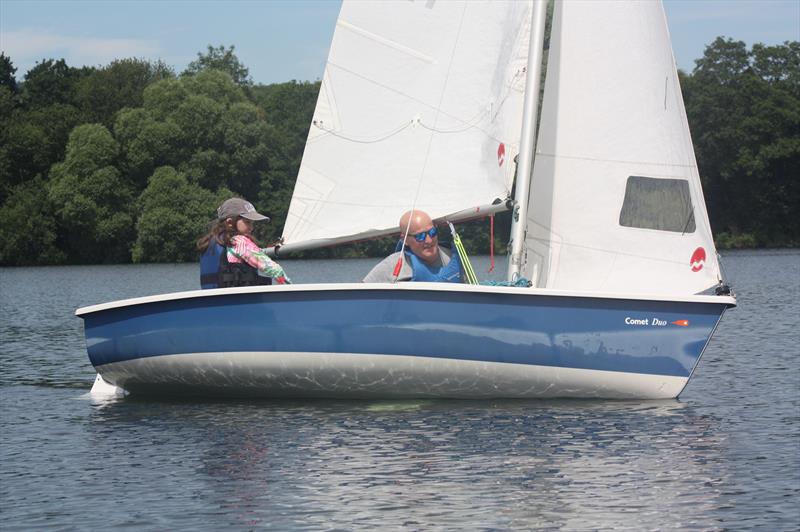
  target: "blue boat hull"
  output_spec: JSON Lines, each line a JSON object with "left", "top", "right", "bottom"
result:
{"left": 77, "top": 284, "right": 732, "bottom": 399}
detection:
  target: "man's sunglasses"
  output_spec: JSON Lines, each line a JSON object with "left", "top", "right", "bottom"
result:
{"left": 411, "top": 227, "right": 438, "bottom": 242}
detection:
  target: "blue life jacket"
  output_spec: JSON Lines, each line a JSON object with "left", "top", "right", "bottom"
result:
{"left": 200, "top": 240, "right": 272, "bottom": 289}
{"left": 406, "top": 247, "right": 462, "bottom": 283}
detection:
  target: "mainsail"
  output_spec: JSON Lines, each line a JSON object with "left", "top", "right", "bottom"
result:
{"left": 282, "top": 0, "right": 533, "bottom": 250}
{"left": 523, "top": 0, "right": 722, "bottom": 295}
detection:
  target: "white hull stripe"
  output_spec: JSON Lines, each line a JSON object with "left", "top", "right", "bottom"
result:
{"left": 98, "top": 351, "right": 688, "bottom": 400}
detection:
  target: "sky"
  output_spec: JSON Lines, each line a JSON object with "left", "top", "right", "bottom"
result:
{"left": 1, "top": 0, "right": 798, "bottom": 84}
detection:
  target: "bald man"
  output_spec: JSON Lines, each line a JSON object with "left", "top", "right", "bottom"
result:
{"left": 362, "top": 210, "right": 462, "bottom": 283}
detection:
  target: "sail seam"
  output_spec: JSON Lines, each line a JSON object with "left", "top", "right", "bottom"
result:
{"left": 337, "top": 19, "right": 436, "bottom": 64}
{"left": 528, "top": 235, "right": 702, "bottom": 267}
{"left": 534, "top": 152, "right": 697, "bottom": 169}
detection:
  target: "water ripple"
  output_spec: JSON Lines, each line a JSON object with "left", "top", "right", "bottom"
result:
{"left": 1, "top": 253, "right": 799, "bottom": 529}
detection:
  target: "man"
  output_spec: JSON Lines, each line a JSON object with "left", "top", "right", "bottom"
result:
{"left": 362, "top": 210, "right": 462, "bottom": 283}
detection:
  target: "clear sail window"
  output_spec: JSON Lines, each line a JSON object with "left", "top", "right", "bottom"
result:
{"left": 619, "top": 176, "right": 695, "bottom": 233}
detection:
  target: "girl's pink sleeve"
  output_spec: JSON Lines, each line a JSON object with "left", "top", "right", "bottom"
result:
{"left": 229, "top": 236, "right": 291, "bottom": 284}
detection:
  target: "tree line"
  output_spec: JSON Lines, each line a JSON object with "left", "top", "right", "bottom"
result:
{"left": 0, "top": 39, "right": 797, "bottom": 267}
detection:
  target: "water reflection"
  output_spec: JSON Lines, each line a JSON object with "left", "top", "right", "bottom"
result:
{"left": 85, "top": 398, "right": 728, "bottom": 529}
{"left": 3, "top": 252, "right": 798, "bottom": 529}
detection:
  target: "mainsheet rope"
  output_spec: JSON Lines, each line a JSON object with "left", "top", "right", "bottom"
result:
{"left": 489, "top": 214, "right": 495, "bottom": 272}
{"left": 448, "top": 223, "right": 478, "bottom": 285}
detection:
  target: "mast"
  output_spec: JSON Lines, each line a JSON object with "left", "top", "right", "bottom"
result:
{"left": 507, "top": 0, "right": 548, "bottom": 282}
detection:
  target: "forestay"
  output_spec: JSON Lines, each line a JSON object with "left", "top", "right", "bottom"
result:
{"left": 282, "top": 0, "right": 532, "bottom": 249}
{"left": 523, "top": 0, "right": 722, "bottom": 296}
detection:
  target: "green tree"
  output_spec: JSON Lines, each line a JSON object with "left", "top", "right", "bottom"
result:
{"left": 0, "top": 53, "right": 18, "bottom": 94}
{"left": 140, "top": 77, "right": 189, "bottom": 118}
{"left": 173, "top": 93, "right": 225, "bottom": 148}
{"left": 0, "top": 177, "right": 65, "bottom": 265}
{"left": 115, "top": 70, "right": 272, "bottom": 201}
{"left": 183, "top": 45, "right": 251, "bottom": 86}
{"left": 250, "top": 80, "right": 319, "bottom": 161}
{"left": 183, "top": 68, "right": 249, "bottom": 104}
{"left": 19, "top": 58, "right": 92, "bottom": 109}
{"left": 48, "top": 124, "right": 135, "bottom": 263}
{"left": 0, "top": 56, "right": 88, "bottom": 201}
{"left": 250, "top": 81, "right": 321, "bottom": 240}
{"left": 1, "top": 103, "right": 83, "bottom": 192}
{"left": 75, "top": 58, "right": 174, "bottom": 127}
{"left": 132, "top": 166, "right": 232, "bottom": 262}
{"left": 751, "top": 41, "right": 800, "bottom": 91}
{"left": 683, "top": 38, "right": 799, "bottom": 246}
{"left": 0, "top": 59, "right": 89, "bottom": 201}
{"left": 0, "top": 121, "right": 48, "bottom": 198}
{"left": 115, "top": 106, "right": 184, "bottom": 187}
{"left": 0, "top": 86, "right": 13, "bottom": 123}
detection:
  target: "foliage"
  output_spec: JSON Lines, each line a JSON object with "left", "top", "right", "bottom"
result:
{"left": 250, "top": 81, "right": 319, "bottom": 156}
{"left": 0, "top": 58, "right": 89, "bottom": 201}
{"left": 19, "top": 59, "right": 93, "bottom": 109}
{"left": 48, "top": 124, "right": 135, "bottom": 263}
{"left": 132, "top": 166, "right": 232, "bottom": 262}
{"left": 0, "top": 53, "right": 18, "bottom": 93}
{"left": 714, "top": 232, "right": 759, "bottom": 250}
{"left": 0, "top": 103, "right": 84, "bottom": 198}
{"left": 75, "top": 58, "right": 174, "bottom": 127}
{"left": 0, "top": 177, "right": 65, "bottom": 265}
{"left": 184, "top": 45, "right": 252, "bottom": 86}
{"left": 114, "top": 71, "right": 273, "bottom": 201}
{"left": 249, "top": 81, "right": 320, "bottom": 242}
{"left": 683, "top": 38, "right": 799, "bottom": 247}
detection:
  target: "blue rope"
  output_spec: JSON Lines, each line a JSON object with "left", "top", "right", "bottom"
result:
{"left": 480, "top": 277, "right": 533, "bottom": 288}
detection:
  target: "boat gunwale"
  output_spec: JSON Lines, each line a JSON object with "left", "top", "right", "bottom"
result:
{"left": 75, "top": 281, "right": 737, "bottom": 317}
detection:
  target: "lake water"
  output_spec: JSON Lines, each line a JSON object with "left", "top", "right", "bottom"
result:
{"left": 1, "top": 251, "right": 798, "bottom": 530}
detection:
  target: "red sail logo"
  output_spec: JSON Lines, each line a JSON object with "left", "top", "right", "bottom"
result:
{"left": 671, "top": 320, "right": 689, "bottom": 327}
{"left": 497, "top": 143, "right": 505, "bottom": 167}
{"left": 690, "top": 247, "right": 706, "bottom": 272}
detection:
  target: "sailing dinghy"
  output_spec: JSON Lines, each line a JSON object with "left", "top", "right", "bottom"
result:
{"left": 76, "top": 0, "right": 736, "bottom": 399}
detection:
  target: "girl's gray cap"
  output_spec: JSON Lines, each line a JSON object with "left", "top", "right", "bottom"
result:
{"left": 217, "top": 198, "right": 269, "bottom": 221}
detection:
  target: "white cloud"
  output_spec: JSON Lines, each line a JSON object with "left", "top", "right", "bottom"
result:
{"left": 1, "top": 28, "right": 161, "bottom": 74}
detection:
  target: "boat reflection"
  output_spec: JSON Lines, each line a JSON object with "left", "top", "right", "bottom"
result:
{"left": 88, "top": 398, "right": 729, "bottom": 528}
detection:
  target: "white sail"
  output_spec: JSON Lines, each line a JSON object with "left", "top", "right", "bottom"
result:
{"left": 523, "top": 0, "right": 721, "bottom": 295}
{"left": 282, "top": 0, "right": 532, "bottom": 248}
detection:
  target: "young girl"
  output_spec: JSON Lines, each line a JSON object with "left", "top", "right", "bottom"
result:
{"left": 198, "top": 197, "right": 291, "bottom": 288}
